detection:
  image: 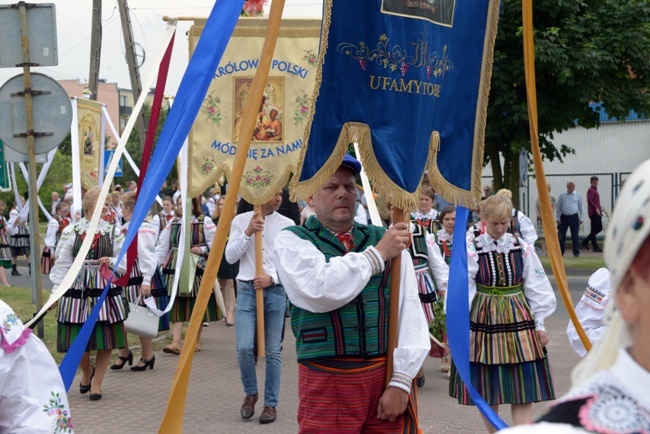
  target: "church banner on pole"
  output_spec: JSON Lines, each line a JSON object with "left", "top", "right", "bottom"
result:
{"left": 188, "top": 18, "right": 320, "bottom": 203}
{"left": 292, "top": 0, "right": 500, "bottom": 210}
{"left": 76, "top": 98, "right": 104, "bottom": 190}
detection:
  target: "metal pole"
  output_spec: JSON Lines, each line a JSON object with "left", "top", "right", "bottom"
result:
{"left": 18, "top": 1, "right": 44, "bottom": 338}
{"left": 118, "top": 0, "right": 147, "bottom": 148}
{"left": 88, "top": 0, "right": 102, "bottom": 101}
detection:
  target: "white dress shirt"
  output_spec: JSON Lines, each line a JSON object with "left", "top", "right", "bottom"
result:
{"left": 272, "top": 227, "right": 430, "bottom": 387}
{"left": 122, "top": 220, "right": 158, "bottom": 286}
{"left": 225, "top": 211, "right": 294, "bottom": 281}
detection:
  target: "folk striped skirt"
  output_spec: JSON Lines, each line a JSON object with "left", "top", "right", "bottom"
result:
{"left": 414, "top": 265, "right": 437, "bottom": 326}
{"left": 57, "top": 321, "right": 126, "bottom": 353}
{"left": 169, "top": 269, "right": 220, "bottom": 322}
{"left": 449, "top": 284, "right": 555, "bottom": 405}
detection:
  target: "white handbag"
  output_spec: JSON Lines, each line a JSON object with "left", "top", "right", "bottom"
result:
{"left": 124, "top": 295, "right": 158, "bottom": 339}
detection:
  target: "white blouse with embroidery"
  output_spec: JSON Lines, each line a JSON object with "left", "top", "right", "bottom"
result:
{"left": 468, "top": 233, "right": 556, "bottom": 331}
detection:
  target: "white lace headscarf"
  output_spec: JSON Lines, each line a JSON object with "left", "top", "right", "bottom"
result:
{"left": 572, "top": 158, "right": 650, "bottom": 385}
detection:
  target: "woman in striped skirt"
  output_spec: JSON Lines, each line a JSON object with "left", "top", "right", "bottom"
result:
{"left": 449, "top": 194, "right": 556, "bottom": 432}
{"left": 50, "top": 187, "right": 127, "bottom": 401}
{"left": 156, "top": 195, "right": 218, "bottom": 354}
{"left": 42, "top": 201, "right": 71, "bottom": 275}
{"left": 8, "top": 197, "right": 30, "bottom": 276}
{"left": 0, "top": 201, "right": 13, "bottom": 286}
{"left": 110, "top": 191, "right": 169, "bottom": 372}
{"left": 399, "top": 204, "right": 448, "bottom": 387}
{"left": 434, "top": 206, "right": 456, "bottom": 373}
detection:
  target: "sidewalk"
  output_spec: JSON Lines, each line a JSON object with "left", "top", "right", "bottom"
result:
{"left": 69, "top": 300, "right": 584, "bottom": 433}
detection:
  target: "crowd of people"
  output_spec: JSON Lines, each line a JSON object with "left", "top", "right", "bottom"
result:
{"left": 1, "top": 156, "right": 647, "bottom": 433}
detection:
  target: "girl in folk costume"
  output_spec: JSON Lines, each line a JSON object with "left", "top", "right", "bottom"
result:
{"left": 212, "top": 195, "right": 238, "bottom": 326}
{"left": 8, "top": 196, "right": 30, "bottom": 276}
{"left": 42, "top": 201, "right": 71, "bottom": 275}
{"left": 152, "top": 195, "right": 175, "bottom": 237}
{"left": 433, "top": 206, "right": 457, "bottom": 374}
{"left": 411, "top": 186, "right": 442, "bottom": 234}
{"left": 449, "top": 195, "right": 556, "bottom": 432}
{"left": 50, "top": 187, "right": 128, "bottom": 401}
{"left": 156, "top": 195, "right": 218, "bottom": 354}
{"left": 0, "top": 202, "right": 12, "bottom": 286}
{"left": 111, "top": 192, "right": 169, "bottom": 372}
{"left": 436, "top": 206, "right": 457, "bottom": 265}
{"left": 393, "top": 204, "right": 449, "bottom": 387}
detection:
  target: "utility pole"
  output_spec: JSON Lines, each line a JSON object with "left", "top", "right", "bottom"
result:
{"left": 118, "top": 0, "right": 147, "bottom": 148}
{"left": 88, "top": 0, "right": 102, "bottom": 101}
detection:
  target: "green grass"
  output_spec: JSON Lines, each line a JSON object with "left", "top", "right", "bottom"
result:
{"left": 2, "top": 287, "right": 61, "bottom": 361}
{"left": 539, "top": 255, "right": 605, "bottom": 270}
{"left": 2, "top": 287, "right": 172, "bottom": 364}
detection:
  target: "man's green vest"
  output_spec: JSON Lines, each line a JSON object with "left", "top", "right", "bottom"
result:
{"left": 285, "top": 217, "right": 391, "bottom": 363}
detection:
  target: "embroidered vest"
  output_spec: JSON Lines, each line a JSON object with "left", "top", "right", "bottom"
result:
{"left": 286, "top": 219, "right": 391, "bottom": 362}
{"left": 408, "top": 224, "right": 432, "bottom": 273}
{"left": 474, "top": 235, "right": 524, "bottom": 288}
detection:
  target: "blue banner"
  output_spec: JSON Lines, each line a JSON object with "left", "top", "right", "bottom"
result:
{"left": 292, "top": 0, "right": 498, "bottom": 209}
{"left": 447, "top": 207, "right": 507, "bottom": 430}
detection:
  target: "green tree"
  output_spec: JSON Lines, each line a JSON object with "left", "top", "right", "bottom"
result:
{"left": 486, "top": 0, "right": 650, "bottom": 206}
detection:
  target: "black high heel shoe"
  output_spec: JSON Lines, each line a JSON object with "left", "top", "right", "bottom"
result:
{"left": 79, "top": 366, "right": 95, "bottom": 394}
{"left": 110, "top": 351, "right": 133, "bottom": 370}
{"left": 130, "top": 355, "right": 155, "bottom": 372}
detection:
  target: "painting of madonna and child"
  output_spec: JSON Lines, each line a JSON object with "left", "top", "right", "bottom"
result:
{"left": 382, "top": 0, "right": 455, "bottom": 27}
{"left": 233, "top": 76, "right": 285, "bottom": 143}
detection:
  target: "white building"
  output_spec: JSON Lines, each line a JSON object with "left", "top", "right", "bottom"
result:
{"left": 483, "top": 109, "right": 650, "bottom": 238}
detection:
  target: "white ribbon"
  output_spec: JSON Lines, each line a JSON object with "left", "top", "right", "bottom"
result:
{"left": 69, "top": 99, "right": 83, "bottom": 214}
{"left": 26, "top": 20, "right": 178, "bottom": 327}
{"left": 353, "top": 143, "right": 383, "bottom": 226}
{"left": 16, "top": 147, "right": 58, "bottom": 221}
{"left": 101, "top": 105, "right": 163, "bottom": 206}
{"left": 144, "top": 134, "right": 187, "bottom": 316}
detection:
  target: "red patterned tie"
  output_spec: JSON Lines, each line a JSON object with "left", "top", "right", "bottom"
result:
{"left": 336, "top": 232, "right": 356, "bottom": 253}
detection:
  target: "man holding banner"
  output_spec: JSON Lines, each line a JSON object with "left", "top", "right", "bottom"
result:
{"left": 225, "top": 190, "right": 294, "bottom": 424}
{"left": 273, "top": 155, "right": 429, "bottom": 433}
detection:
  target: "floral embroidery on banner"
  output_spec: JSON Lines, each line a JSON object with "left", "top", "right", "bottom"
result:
{"left": 43, "top": 392, "right": 74, "bottom": 433}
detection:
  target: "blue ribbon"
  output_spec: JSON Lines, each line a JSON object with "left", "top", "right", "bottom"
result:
{"left": 59, "top": 0, "right": 245, "bottom": 391}
{"left": 446, "top": 206, "right": 507, "bottom": 430}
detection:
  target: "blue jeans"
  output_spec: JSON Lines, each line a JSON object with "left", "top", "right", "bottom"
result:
{"left": 235, "top": 281, "right": 286, "bottom": 407}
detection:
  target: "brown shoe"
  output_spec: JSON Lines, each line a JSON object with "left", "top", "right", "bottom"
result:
{"left": 162, "top": 342, "right": 181, "bottom": 355}
{"left": 259, "top": 406, "right": 276, "bottom": 424}
{"left": 240, "top": 394, "right": 258, "bottom": 420}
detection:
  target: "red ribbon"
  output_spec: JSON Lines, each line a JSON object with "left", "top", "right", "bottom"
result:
{"left": 113, "top": 31, "right": 176, "bottom": 286}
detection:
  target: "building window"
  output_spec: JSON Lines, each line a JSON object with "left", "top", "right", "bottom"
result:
{"left": 120, "top": 95, "right": 128, "bottom": 106}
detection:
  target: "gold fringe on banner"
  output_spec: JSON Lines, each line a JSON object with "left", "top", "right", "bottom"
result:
{"left": 426, "top": 0, "right": 500, "bottom": 210}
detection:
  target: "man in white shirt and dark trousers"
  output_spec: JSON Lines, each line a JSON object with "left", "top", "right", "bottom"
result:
{"left": 556, "top": 181, "right": 584, "bottom": 257}
{"left": 272, "top": 155, "right": 430, "bottom": 433}
{"left": 225, "top": 190, "right": 294, "bottom": 425}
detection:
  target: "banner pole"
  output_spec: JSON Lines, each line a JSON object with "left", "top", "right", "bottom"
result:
{"left": 521, "top": 0, "right": 591, "bottom": 352}
{"left": 159, "top": 1, "right": 286, "bottom": 431}
{"left": 254, "top": 205, "right": 266, "bottom": 356}
{"left": 385, "top": 208, "right": 403, "bottom": 386}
